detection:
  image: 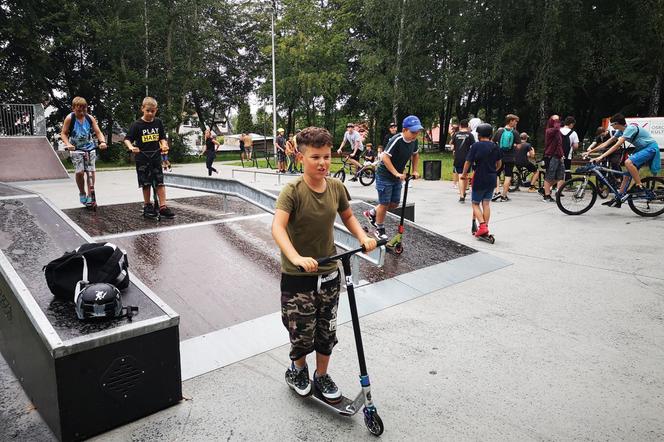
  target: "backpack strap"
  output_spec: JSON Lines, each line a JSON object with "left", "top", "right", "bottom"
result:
{"left": 94, "top": 246, "right": 125, "bottom": 283}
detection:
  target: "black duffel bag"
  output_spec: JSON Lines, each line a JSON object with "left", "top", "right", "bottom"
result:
{"left": 43, "top": 242, "right": 129, "bottom": 300}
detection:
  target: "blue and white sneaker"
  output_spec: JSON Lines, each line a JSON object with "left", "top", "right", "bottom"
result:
{"left": 285, "top": 363, "right": 311, "bottom": 397}
{"left": 79, "top": 194, "right": 87, "bottom": 205}
{"left": 313, "top": 371, "right": 342, "bottom": 403}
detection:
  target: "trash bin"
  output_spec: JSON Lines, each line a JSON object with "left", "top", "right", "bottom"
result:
{"left": 423, "top": 160, "right": 442, "bottom": 180}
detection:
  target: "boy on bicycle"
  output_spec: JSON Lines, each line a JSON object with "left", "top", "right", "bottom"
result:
{"left": 590, "top": 113, "right": 661, "bottom": 205}
{"left": 123, "top": 97, "right": 175, "bottom": 219}
{"left": 272, "top": 126, "right": 377, "bottom": 402}
{"left": 60, "top": 96, "right": 107, "bottom": 206}
{"left": 337, "top": 123, "right": 364, "bottom": 181}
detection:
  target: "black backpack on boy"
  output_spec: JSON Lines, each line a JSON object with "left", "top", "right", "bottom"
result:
{"left": 43, "top": 242, "right": 129, "bottom": 300}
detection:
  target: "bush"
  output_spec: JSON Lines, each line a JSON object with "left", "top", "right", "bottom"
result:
{"left": 98, "top": 142, "right": 131, "bottom": 164}
{"left": 167, "top": 132, "right": 188, "bottom": 162}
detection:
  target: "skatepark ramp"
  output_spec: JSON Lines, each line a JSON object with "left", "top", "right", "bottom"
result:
{"left": 0, "top": 136, "right": 69, "bottom": 182}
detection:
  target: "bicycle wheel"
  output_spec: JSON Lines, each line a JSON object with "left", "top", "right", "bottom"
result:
{"left": 333, "top": 169, "right": 346, "bottom": 182}
{"left": 556, "top": 177, "right": 597, "bottom": 215}
{"left": 628, "top": 176, "right": 664, "bottom": 217}
{"left": 359, "top": 168, "right": 375, "bottom": 186}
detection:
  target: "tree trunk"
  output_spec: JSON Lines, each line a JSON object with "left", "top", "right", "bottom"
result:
{"left": 192, "top": 92, "right": 207, "bottom": 132}
{"left": 649, "top": 72, "right": 662, "bottom": 116}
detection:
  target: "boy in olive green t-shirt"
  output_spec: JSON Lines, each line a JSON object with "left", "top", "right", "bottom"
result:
{"left": 272, "top": 126, "right": 377, "bottom": 403}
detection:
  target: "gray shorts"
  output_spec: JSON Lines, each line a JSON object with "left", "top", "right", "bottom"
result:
{"left": 545, "top": 156, "right": 564, "bottom": 182}
{"left": 70, "top": 150, "right": 97, "bottom": 173}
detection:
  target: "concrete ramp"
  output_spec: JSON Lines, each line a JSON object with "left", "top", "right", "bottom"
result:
{"left": 0, "top": 136, "right": 69, "bottom": 181}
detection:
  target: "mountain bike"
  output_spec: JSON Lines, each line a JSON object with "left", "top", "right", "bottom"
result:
{"left": 555, "top": 162, "right": 664, "bottom": 217}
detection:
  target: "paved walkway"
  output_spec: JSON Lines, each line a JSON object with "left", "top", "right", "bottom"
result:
{"left": 2, "top": 163, "right": 663, "bottom": 441}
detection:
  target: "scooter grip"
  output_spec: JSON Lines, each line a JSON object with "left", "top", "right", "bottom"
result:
{"left": 376, "top": 238, "right": 389, "bottom": 247}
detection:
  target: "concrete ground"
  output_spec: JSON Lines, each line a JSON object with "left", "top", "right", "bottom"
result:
{"left": 2, "top": 162, "right": 663, "bottom": 441}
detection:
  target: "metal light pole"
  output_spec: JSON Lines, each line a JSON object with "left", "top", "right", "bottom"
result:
{"left": 271, "top": 0, "right": 277, "bottom": 156}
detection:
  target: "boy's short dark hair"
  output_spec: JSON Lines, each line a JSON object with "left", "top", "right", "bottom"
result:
{"left": 296, "top": 127, "right": 332, "bottom": 152}
{"left": 564, "top": 116, "right": 576, "bottom": 126}
{"left": 505, "top": 114, "right": 519, "bottom": 124}
{"left": 459, "top": 119, "right": 469, "bottom": 128}
{"left": 610, "top": 113, "right": 626, "bottom": 126}
{"left": 595, "top": 126, "right": 606, "bottom": 136}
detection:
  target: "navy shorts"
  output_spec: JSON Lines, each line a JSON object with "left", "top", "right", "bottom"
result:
{"left": 471, "top": 187, "right": 494, "bottom": 204}
{"left": 376, "top": 173, "right": 403, "bottom": 205}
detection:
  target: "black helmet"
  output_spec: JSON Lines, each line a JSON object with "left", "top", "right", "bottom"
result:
{"left": 74, "top": 282, "right": 136, "bottom": 320}
{"left": 476, "top": 123, "right": 493, "bottom": 138}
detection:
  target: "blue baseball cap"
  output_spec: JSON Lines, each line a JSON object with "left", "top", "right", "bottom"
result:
{"left": 403, "top": 115, "right": 423, "bottom": 132}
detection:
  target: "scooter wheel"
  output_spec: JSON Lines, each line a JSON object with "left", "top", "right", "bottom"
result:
{"left": 364, "top": 409, "right": 384, "bottom": 436}
{"left": 393, "top": 243, "right": 403, "bottom": 255}
{"left": 488, "top": 235, "right": 495, "bottom": 244}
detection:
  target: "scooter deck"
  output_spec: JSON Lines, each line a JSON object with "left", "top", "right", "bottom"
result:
{"left": 311, "top": 387, "right": 360, "bottom": 416}
{"left": 476, "top": 233, "right": 495, "bottom": 244}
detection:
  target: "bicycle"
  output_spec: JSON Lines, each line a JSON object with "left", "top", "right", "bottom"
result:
{"left": 555, "top": 162, "right": 664, "bottom": 217}
{"left": 333, "top": 155, "right": 376, "bottom": 186}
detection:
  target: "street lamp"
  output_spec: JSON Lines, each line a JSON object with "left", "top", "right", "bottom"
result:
{"left": 271, "top": 0, "right": 277, "bottom": 156}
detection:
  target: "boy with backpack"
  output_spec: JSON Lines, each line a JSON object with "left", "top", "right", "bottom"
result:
{"left": 491, "top": 114, "right": 520, "bottom": 201}
{"left": 123, "top": 97, "right": 175, "bottom": 219}
{"left": 60, "top": 96, "right": 108, "bottom": 206}
{"left": 272, "top": 126, "right": 377, "bottom": 402}
{"left": 460, "top": 123, "right": 503, "bottom": 238}
{"left": 560, "top": 116, "right": 579, "bottom": 181}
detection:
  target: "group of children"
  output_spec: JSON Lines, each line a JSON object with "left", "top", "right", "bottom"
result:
{"left": 61, "top": 96, "right": 175, "bottom": 219}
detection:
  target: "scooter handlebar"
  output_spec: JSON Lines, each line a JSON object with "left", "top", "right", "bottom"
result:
{"left": 298, "top": 238, "right": 389, "bottom": 270}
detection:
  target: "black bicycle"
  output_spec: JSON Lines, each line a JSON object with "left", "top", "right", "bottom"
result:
{"left": 333, "top": 155, "right": 376, "bottom": 186}
{"left": 556, "top": 162, "right": 664, "bottom": 217}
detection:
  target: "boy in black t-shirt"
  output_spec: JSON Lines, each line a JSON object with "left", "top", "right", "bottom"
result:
{"left": 123, "top": 97, "right": 175, "bottom": 219}
{"left": 451, "top": 119, "right": 475, "bottom": 203}
{"left": 460, "top": 123, "right": 502, "bottom": 238}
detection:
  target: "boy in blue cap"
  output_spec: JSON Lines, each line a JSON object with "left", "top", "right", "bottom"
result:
{"left": 363, "top": 115, "right": 421, "bottom": 239}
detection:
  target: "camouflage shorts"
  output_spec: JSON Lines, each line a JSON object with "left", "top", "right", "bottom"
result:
{"left": 281, "top": 271, "right": 341, "bottom": 361}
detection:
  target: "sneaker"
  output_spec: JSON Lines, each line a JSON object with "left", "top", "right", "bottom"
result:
{"left": 285, "top": 363, "right": 311, "bottom": 397}
{"left": 602, "top": 198, "right": 618, "bottom": 207}
{"left": 458, "top": 196, "right": 465, "bottom": 203}
{"left": 500, "top": 195, "right": 510, "bottom": 202}
{"left": 491, "top": 192, "right": 502, "bottom": 202}
{"left": 374, "top": 228, "right": 388, "bottom": 241}
{"left": 79, "top": 194, "right": 87, "bottom": 205}
{"left": 474, "top": 222, "right": 489, "bottom": 237}
{"left": 528, "top": 186, "right": 537, "bottom": 193}
{"left": 313, "top": 371, "right": 342, "bottom": 403}
{"left": 159, "top": 206, "right": 175, "bottom": 219}
{"left": 542, "top": 195, "right": 554, "bottom": 202}
{"left": 363, "top": 210, "right": 377, "bottom": 228}
{"left": 85, "top": 196, "right": 93, "bottom": 205}
{"left": 143, "top": 203, "right": 158, "bottom": 218}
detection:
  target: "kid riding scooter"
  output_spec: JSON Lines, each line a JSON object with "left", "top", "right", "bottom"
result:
{"left": 384, "top": 174, "right": 414, "bottom": 255}
{"left": 137, "top": 149, "right": 163, "bottom": 221}
{"left": 293, "top": 239, "right": 388, "bottom": 436}
{"left": 81, "top": 151, "right": 97, "bottom": 211}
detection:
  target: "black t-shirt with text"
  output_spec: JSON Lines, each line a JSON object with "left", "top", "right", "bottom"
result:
{"left": 125, "top": 118, "right": 166, "bottom": 153}
{"left": 452, "top": 131, "right": 475, "bottom": 166}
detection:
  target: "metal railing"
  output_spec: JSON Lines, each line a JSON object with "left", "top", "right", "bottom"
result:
{"left": 0, "top": 104, "right": 46, "bottom": 137}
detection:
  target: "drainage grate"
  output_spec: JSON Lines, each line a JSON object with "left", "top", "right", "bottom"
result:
{"left": 100, "top": 355, "right": 145, "bottom": 401}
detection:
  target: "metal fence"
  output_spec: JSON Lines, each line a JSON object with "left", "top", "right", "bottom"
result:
{"left": 0, "top": 104, "right": 46, "bottom": 137}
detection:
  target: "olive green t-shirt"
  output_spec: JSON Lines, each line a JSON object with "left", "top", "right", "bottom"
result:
{"left": 276, "top": 177, "right": 350, "bottom": 275}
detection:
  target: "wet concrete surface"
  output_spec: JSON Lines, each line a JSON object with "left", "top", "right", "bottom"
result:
{"left": 63, "top": 195, "right": 264, "bottom": 237}
{"left": 0, "top": 197, "right": 164, "bottom": 341}
{"left": 0, "top": 352, "right": 54, "bottom": 441}
{"left": 350, "top": 203, "right": 476, "bottom": 283}
{"left": 0, "top": 182, "right": 31, "bottom": 197}
{"left": 58, "top": 195, "right": 476, "bottom": 340}
{"left": 109, "top": 215, "right": 281, "bottom": 339}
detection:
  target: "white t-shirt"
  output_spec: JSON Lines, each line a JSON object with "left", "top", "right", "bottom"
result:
{"left": 343, "top": 130, "right": 364, "bottom": 151}
{"left": 560, "top": 127, "right": 579, "bottom": 159}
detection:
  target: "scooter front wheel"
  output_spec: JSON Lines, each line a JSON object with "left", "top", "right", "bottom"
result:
{"left": 364, "top": 409, "right": 384, "bottom": 436}
{"left": 393, "top": 243, "right": 403, "bottom": 255}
